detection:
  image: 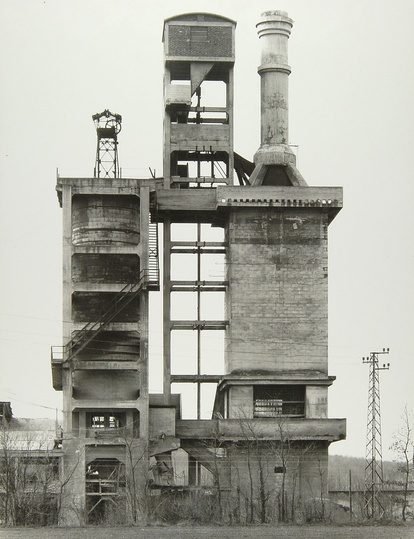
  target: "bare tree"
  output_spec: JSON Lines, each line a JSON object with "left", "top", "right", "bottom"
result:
{"left": 390, "top": 406, "right": 414, "bottom": 521}
{"left": 124, "top": 436, "right": 148, "bottom": 524}
{"left": 229, "top": 413, "right": 300, "bottom": 524}
{"left": 301, "top": 445, "right": 330, "bottom": 523}
{"left": 0, "top": 424, "right": 82, "bottom": 526}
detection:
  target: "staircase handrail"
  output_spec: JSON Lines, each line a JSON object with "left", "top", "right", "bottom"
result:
{"left": 63, "top": 269, "right": 150, "bottom": 363}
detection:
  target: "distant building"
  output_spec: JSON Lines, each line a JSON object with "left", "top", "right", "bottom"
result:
{"left": 0, "top": 402, "right": 62, "bottom": 525}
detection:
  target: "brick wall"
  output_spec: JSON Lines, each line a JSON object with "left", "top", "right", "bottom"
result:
{"left": 225, "top": 208, "right": 329, "bottom": 373}
{"left": 168, "top": 26, "right": 233, "bottom": 58}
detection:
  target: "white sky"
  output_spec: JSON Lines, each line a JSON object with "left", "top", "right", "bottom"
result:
{"left": 0, "top": 0, "right": 413, "bottom": 460}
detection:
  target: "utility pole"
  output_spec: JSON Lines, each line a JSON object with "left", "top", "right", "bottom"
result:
{"left": 363, "top": 348, "right": 390, "bottom": 519}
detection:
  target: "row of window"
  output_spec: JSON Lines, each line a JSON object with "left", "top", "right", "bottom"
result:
{"left": 86, "top": 387, "right": 305, "bottom": 430}
{"left": 86, "top": 412, "right": 139, "bottom": 437}
{"left": 90, "top": 413, "right": 123, "bottom": 429}
{"left": 253, "top": 386, "right": 305, "bottom": 419}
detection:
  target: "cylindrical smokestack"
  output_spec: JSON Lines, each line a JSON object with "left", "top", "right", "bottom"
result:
{"left": 254, "top": 11, "right": 296, "bottom": 166}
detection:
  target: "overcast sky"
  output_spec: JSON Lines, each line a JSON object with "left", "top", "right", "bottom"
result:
{"left": 1, "top": 0, "right": 413, "bottom": 460}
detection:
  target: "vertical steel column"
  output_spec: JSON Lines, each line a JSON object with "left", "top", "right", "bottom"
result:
{"left": 196, "top": 222, "right": 202, "bottom": 420}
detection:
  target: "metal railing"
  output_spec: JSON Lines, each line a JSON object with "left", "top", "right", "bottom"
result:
{"left": 148, "top": 218, "right": 160, "bottom": 289}
{"left": 51, "top": 269, "right": 154, "bottom": 366}
{"left": 51, "top": 217, "right": 160, "bottom": 367}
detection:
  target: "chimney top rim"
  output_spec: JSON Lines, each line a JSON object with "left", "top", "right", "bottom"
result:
{"left": 258, "top": 10, "right": 293, "bottom": 24}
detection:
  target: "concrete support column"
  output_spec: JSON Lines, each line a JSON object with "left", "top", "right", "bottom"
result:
{"left": 139, "top": 186, "right": 149, "bottom": 438}
{"left": 188, "top": 454, "right": 197, "bottom": 486}
{"left": 255, "top": 11, "right": 296, "bottom": 166}
{"left": 78, "top": 411, "right": 86, "bottom": 438}
{"left": 60, "top": 439, "right": 86, "bottom": 525}
{"left": 61, "top": 184, "right": 72, "bottom": 345}
{"left": 125, "top": 439, "right": 148, "bottom": 524}
{"left": 140, "top": 187, "right": 149, "bottom": 270}
{"left": 298, "top": 442, "right": 329, "bottom": 504}
{"left": 163, "top": 219, "right": 171, "bottom": 404}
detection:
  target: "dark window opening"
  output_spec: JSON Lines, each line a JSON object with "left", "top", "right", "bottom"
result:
{"left": 86, "top": 411, "right": 139, "bottom": 438}
{"left": 88, "top": 412, "right": 125, "bottom": 430}
{"left": 85, "top": 458, "right": 126, "bottom": 523}
{"left": 253, "top": 385, "right": 305, "bottom": 418}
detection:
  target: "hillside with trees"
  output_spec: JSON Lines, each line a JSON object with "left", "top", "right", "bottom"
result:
{"left": 329, "top": 454, "right": 402, "bottom": 491}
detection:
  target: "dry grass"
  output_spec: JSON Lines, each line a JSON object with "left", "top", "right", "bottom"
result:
{"left": 1, "top": 524, "right": 414, "bottom": 539}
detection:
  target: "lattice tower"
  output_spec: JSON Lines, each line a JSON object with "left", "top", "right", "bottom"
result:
{"left": 92, "top": 109, "right": 122, "bottom": 178}
{"left": 363, "top": 348, "right": 390, "bottom": 518}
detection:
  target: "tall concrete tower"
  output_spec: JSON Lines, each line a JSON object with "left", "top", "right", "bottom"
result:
{"left": 52, "top": 111, "right": 159, "bottom": 524}
{"left": 159, "top": 13, "right": 236, "bottom": 417}
{"left": 154, "top": 10, "right": 345, "bottom": 518}
{"left": 211, "top": 12, "right": 345, "bottom": 515}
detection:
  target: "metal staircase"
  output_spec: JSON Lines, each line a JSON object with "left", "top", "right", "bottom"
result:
{"left": 148, "top": 218, "right": 159, "bottom": 289}
{"left": 51, "top": 221, "right": 160, "bottom": 386}
{"left": 52, "top": 269, "right": 150, "bottom": 368}
{"left": 67, "top": 271, "right": 148, "bottom": 361}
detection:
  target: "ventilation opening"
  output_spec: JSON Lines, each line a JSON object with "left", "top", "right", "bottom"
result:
{"left": 191, "top": 27, "right": 208, "bottom": 43}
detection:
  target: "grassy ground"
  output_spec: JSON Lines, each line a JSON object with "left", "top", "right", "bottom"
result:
{"left": 1, "top": 525, "right": 414, "bottom": 539}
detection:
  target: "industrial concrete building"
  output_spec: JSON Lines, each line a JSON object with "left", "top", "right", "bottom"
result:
{"left": 51, "top": 11, "right": 346, "bottom": 524}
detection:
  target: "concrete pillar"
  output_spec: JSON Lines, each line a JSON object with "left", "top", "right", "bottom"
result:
{"left": 60, "top": 439, "right": 86, "bottom": 525}
{"left": 254, "top": 11, "right": 296, "bottom": 166}
{"left": 188, "top": 454, "right": 197, "bottom": 486}
{"left": 163, "top": 218, "right": 171, "bottom": 404}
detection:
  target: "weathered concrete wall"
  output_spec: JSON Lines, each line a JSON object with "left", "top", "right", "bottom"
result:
{"left": 306, "top": 386, "right": 328, "bottom": 418}
{"left": 226, "top": 441, "right": 328, "bottom": 522}
{"left": 124, "top": 439, "right": 149, "bottom": 523}
{"left": 74, "top": 330, "right": 140, "bottom": 362}
{"left": 225, "top": 207, "right": 329, "bottom": 374}
{"left": 56, "top": 178, "right": 150, "bottom": 525}
{"left": 149, "top": 407, "right": 176, "bottom": 438}
{"left": 72, "top": 253, "right": 140, "bottom": 283}
{"left": 73, "top": 370, "right": 140, "bottom": 400}
{"left": 224, "top": 384, "right": 328, "bottom": 420}
{"left": 59, "top": 438, "right": 86, "bottom": 526}
{"left": 228, "top": 386, "right": 253, "bottom": 418}
{"left": 71, "top": 292, "right": 140, "bottom": 323}
{"left": 176, "top": 418, "right": 345, "bottom": 442}
{"left": 72, "top": 194, "right": 140, "bottom": 245}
